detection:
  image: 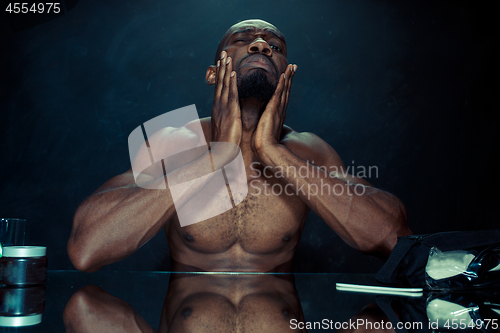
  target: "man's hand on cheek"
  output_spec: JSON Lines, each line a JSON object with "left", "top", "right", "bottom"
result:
{"left": 251, "top": 64, "right": 297, "bottom": 165}
{"left": 211, "top": 51, "right": 242, "bottom": 146}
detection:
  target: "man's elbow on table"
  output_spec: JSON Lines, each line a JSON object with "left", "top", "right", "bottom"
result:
{"left": 67, "top": 211, "right": 104, "bottom": 273}
{"left": 67, "top": 235, "right": 102, "bottom": 273}
{"left": 357, "top": 200, "right": 412, "bottom": 260}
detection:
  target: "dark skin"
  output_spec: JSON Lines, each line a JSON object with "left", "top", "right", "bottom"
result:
{"left": 63, "top": 285, "right": 156, "bottom": 333}
{"left": 63, "top": 274, "right": 307, "bottom": 333}
{"left": 67, "top": 19, "right": 412, "bottom": 273}
{"left": 162, "top": 274, "right": 306, "bottom": 332}
{"left": 62, "top": 278, "right": 396, "bottom": 333}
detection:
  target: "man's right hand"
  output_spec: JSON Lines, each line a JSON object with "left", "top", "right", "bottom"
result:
{"left": 211, "top": 51, "right": 242, "bottom": 145}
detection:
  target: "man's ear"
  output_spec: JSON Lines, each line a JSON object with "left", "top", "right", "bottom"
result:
{"left": 206, "top": 65, "right": 217, "bottom": 85}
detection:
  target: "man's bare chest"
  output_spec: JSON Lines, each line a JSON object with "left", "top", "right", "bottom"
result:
{"left": 171, "top": 173, "right": 308, "bottom": 254}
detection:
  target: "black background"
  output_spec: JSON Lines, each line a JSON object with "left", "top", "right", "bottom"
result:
{"left": 1, "top": 0, "right": 497, "bottom": 272}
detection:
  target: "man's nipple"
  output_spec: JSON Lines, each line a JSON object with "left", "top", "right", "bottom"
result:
{"left": 183, "top": 233, "right": 195, "bottom": 242}
{"left": 181, "top": 307, "right": 193, "bottom": 318}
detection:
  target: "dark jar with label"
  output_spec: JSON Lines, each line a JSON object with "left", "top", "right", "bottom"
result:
{"left": 0, "top": 246, "right": 47, "bottom": 286}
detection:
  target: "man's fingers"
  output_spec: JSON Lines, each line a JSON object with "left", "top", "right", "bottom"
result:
{"left": 281, "top": 64, "right": 293, "bottom": 108}
{"left": 221, "top": 56, "right": 232, "bottom": 106}
{"left": 282, "top": 65, "right": 291, "bottom": 102}
{"left": 286, "top": 65, "right": 297, "bottom": 106}
{"left": 284, "top": 64, "right": 297, "bottom": 111}
{"left": 273, "top": 64, "right": 294, "bottom": 108}
{"left": 271, "top": 73, "right": 286, "bottom": 105}
{"left": 214, "top": 51, "right": 227, "bottom": 100}
{"left": 228, "top": 70, "right": 238, "bottom": 110}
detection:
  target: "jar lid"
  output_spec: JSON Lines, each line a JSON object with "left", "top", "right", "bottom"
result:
{"left": 0, "top": 314, "right": 42, "bottom": 327}
{"left": 1, "top": 246, "right": 46, "bottom": 258}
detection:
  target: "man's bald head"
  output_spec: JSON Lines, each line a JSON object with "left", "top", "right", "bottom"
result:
{"left": 207, "top": 19, "right": 289, "bottom": 105}
{"left": 214, "top": 19, "right": 286, "bottom": 65}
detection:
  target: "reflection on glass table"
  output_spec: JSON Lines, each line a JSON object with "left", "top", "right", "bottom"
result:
{"left": 1, "top": 271, "right": 499, "bottom": 332}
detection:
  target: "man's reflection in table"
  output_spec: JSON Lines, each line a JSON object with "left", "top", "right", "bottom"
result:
{"left": 63, "top": 273, "right": 307, "bottom": 332}
{"left": 60, "top": 269, "right": 500, "bottom": 333}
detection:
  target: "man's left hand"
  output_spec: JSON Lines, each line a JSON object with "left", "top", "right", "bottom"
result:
{"left": 251, "top": 64, "right": 297, "bottom": 164}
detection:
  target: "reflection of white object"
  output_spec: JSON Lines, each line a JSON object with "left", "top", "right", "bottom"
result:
{"left": 0, "top": 314, "right": 42, "bottom": 327}
{"left": 335, "top": 283, "right": 423, "bottom": 297}
{"left": 426, "top": 250, "right": 476, "bottom": 280}
{"left": 426, "top": 299, "right": 475, "bottom": 328}
{"left": 426, "top": 249, "right": 500, "bottom": 280}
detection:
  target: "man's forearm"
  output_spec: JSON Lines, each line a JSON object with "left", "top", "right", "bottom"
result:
{"left": 256, "top": 144, "right": 411, "bottom": 259}
{"left": 69, "top": 178, "right": 173, "bottom": 272}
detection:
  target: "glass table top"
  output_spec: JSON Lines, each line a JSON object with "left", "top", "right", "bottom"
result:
{"left": 1, "top": 270, "right": 498, "bottom": 332}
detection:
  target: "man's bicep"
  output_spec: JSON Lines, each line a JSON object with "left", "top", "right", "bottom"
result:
{"left": 127, "top": 125, "right": 208, "bottom": 190}
{"left": 92, "top": 137, "right": 162, "bottom": 194}
{"left": 93, "top": 169, "right": 144, "bottom": 194}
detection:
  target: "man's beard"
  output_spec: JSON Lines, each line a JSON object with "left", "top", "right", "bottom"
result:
{"left": 237, "top": 69, "right": 276, "bottom": 105}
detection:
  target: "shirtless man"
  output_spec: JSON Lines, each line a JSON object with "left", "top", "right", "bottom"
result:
{"left": 67, "top": 19, "right": 412, "bottom": 273}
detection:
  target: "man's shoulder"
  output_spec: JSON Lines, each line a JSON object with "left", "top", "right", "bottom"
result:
{"left": 281, "top": 125, "right": 343, "bottom": 167}
{"left": 146, "top": 117, "right": 209, "bottom": 146}
{"left": 280, "top": 125, "right": 327, "bottom": 153}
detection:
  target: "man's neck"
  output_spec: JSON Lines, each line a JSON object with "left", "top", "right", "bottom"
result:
{"left": 239, "top": 97, "right": 268, "bottom": 137}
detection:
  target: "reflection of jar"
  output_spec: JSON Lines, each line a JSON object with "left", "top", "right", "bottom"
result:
{"left": 0, "top": 246, "right": 47, "bottom": 286}
{"left": 0, "top": 285, "right": 45, "bottom": 327}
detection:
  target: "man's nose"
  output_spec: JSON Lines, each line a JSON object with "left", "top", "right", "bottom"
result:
{"left": 248, "top": 38, "right": 272, "bottom": 56}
